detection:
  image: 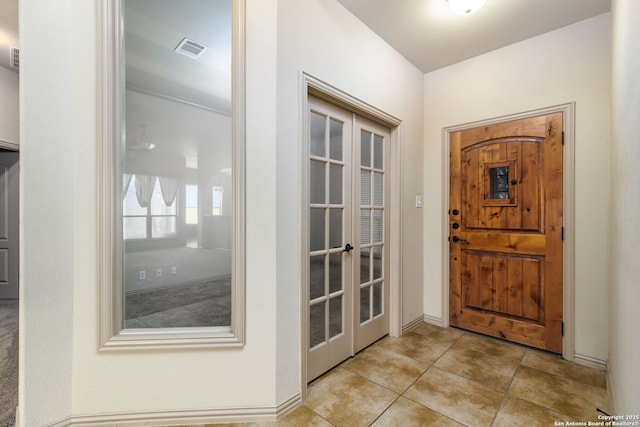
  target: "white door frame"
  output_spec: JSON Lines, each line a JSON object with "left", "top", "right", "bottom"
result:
{"left": 300, "top": 73, "right": 403, "bottom": 395}
{"left": 441, "top": 103, "right": 576, "bottom": 362}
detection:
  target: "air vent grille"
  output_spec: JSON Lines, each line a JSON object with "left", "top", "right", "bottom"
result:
{"left": 10, "top": 46, "right": 19, "bottom": 70}
{"left": 174, "top": 38, "right": 207, "bottom": 59}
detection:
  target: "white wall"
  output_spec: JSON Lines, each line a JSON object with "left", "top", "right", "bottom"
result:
{"left": 275, "top": 0, "right": 425, "bottom": 400}
{"left": 20, "top": 0, "right": 424, "bottom": 423}
{"left": 423, "top": 14, "right": 611, "bottom": 361}
{"left": 608, "top": 0, "right": 640, "bottom": 413}
{"left": 19, "top": 0, "right": 78, "bottom": 423}
{"left": 20, "top": 0, "right": 280, "bottom": 424}
{"left": 0, "top": 66, "right": 19, "bottom": 145}
{"left": 275, "top": 0, "right": 422, "bottom": 399}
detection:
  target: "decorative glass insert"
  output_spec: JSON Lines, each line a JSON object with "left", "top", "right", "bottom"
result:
{"left": 489, "top": 166, "right": 510, "bottom": 200}
{"left": 483, "top": 159, "right": 517, "bottom": 206}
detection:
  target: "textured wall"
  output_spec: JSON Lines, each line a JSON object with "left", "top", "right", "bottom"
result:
{"left": 423, "top": 14, "right": 612, "bottom": 361}
{"left": 608, "top": 0, "right": 640, "bottom": 413}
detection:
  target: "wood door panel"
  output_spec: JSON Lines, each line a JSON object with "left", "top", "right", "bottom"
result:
{"left": 452, "top": 309, "right": 548, "bottom": 350}
{"left": 461, "top": 251, "right": 542, "bottom": 322}
{"left": 458, "top": 116, "right": 548, "bottom": 149}
{"left": 462, "top": 139, "right": 543, "bottom": 232}
{"left": 450, "top": 113, "right": 563, "bottom": 354}
{"left": 456, "top": 232, "right": 546, "bottom": 255}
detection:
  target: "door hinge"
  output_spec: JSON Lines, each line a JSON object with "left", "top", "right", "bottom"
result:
{"left": 561, "top": 226, "right": 565, "bottom": 241}
{"left": 562, "top": 131, "right": 565, "bottom": 145}
{"left": 562, "top": 322, "right": 565, "bottom": 336}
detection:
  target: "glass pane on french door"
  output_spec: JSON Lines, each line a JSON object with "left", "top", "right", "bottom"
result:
{"left": 309, "top": 109, "right": 349, "bottom": 350}
{"left": 358, "top": 129, "right": 386, "bottom": 325}
{"left": 307, "top": 97, "right": 391, "bottom": 380}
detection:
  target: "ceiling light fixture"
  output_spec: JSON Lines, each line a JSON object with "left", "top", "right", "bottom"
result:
{"left": 447, "top": 0, "right": 487, "bottom": 16}
{"left": 133, "top": 124, "right": 157, "bottom": 151}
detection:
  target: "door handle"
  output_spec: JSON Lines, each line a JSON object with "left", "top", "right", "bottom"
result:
{"left": 343, "top": 243, "right": 354, "bottom": 253}
{"left": 452, "top": 236, "right": 468, "bottom": 244}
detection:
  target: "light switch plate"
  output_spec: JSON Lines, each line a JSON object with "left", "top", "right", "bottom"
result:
{"left": 416, "top": 195, "right": 423, "bottom": 208}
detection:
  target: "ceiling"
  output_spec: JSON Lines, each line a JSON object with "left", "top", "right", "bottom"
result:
{"left": 125, "top": 0, "right": 232, "bottom": 112}
{"left": 0, "top": 0, "right": 612, "bottom": 77}
{"left": 336, "top": 0, "right": 611, "bottom": 73}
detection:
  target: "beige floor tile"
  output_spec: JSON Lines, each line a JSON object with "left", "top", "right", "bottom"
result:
{"left": 453, "top": 332, "right": 526, "bottom": 358}
{"left": 342, "top": 345, "right": 428, "bottom": 393}
{"left": 249, "top": 406, "right": 332, "bottom": 427}
{"left": 493, "top": 396, "right": 579, "bottom": 427}
{"left": 371, "top": 397, "right": 464, "bottom": 427}
{"left": 509, "top": 366, "right": 610, "bottom": 421}
{"left": 410, "top": 323, "right": 464, "bottom": 343}
{"left": 376, "top": 331, "right": 453, "bottom": 364}
{"left": 305, "top": 367, "right": 398, "bottom": 427}
{"left": 404, "top": 367, "right": 503, "bottom": 427}
{"left": 434, "top": 333, "right": 524, "bottom": 391}
{"left": 521, "top": 350, "right": 607, "bottom": 388}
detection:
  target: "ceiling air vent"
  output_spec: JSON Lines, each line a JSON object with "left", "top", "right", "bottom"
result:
{"left": 10, "top": 46, "right": 19, "bottom": 70}
{"left": 174, "top": 38, "right": 207, "bottom": 59}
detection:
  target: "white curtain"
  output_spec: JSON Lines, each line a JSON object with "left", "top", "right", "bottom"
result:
{"left": 158, "top": 177, "right": 178, "bottom": 206}
{"left": 135, "top": 175, "right": 156, "bottom": 208}
{"left": 122, "top": 173, "right": 132, "bottom": 201}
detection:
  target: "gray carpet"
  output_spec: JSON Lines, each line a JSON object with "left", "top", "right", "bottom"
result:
{"left": 125, "top": 278, "right": 231, "bottom": 328}
{"left": 0, "top": 300, "right": 18, "bottom": 427}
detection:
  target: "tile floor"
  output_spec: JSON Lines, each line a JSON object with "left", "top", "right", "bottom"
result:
{"left": 183, "top": 322, "right": 611, "bottom": 426}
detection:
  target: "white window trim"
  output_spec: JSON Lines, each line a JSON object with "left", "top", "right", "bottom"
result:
{"left": 97, "top": 0, "right": 246, "bottom": 350}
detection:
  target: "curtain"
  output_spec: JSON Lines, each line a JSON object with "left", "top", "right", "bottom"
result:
{"left": 158, "top": 177, "right": 178, "bottom": 206}
{"left": 122, "top": 173, "right": 132, "bottom": 201}
{"left": 135, "top": 175, "right": 156, "bottom": 208}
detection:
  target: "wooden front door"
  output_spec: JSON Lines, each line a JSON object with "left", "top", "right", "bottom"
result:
{"left": 449, "top": 113, "right": 563, "bottom": 353}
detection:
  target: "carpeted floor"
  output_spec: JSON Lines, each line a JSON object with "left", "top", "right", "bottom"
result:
{"left": 125, "top": 278, "right": 231, "bottom": 328}
{"left": 0, "top": 299, "right": 18, "bottom": 427}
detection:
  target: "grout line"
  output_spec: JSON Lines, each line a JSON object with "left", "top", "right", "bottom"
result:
{"left": 487, "top": 345, "right": 528, "bottom": 426}
{"left": 393, "top": 330, "right": 471, "bottom": 425}
{"left": 365, "top": 394, "right": 402, "bottom": 427}
{"left": 307, "top": 324, "right": 607, "bottom": 427}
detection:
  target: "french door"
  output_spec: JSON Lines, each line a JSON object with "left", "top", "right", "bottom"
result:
{"left": 307, "top": 96, "right": 390, "bottom": 381}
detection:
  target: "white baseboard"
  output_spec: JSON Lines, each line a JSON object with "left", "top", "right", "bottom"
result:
{"left": 606, "top": 368, "right": 616, "bottom": 414}
{"left": 47, "top": 394, "right": 301, "bottom": 427}
{"left": 423, "top": 314, "right": 443, "bottom": 327}
{"left": 401, "top": 314, "right": 445, "bottom": 335}
{"left": 402, "top": 315, "right": 424, "bottom": 334}
{"left": 275, "top": 393, "right": 302, "bottom": 420}
{"left": 574, "top": 353, "right": 607, "bottom": 371}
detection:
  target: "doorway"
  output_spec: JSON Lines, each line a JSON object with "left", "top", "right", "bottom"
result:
{"left": 0, "top": 150, "right": 19, "bottom": 299}
{"left": 448, "top": 113, "right": 564, "bottom": 353}
{"left": 306, "top": 95, "right": 392, "bottom": 381}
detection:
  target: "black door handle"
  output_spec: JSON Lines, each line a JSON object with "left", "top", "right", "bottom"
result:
{"left": 452, "top": 236, "right": 468, "bottom": 244}
{"left": 343, "top": 243, "right": 354, "bottom": 253}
